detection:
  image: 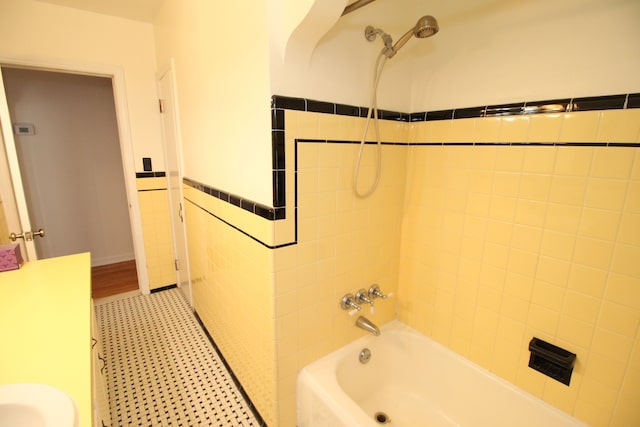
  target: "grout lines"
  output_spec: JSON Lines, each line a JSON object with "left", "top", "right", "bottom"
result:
{"left": 95, "top": 288, "right": 260, "bottom": 426}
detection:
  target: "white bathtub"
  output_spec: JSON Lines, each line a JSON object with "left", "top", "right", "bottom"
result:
{"left": 297, "top": 320, "right": 588, "bottom": 427}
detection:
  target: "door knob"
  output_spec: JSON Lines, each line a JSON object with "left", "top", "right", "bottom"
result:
{"left": 9, "top": 229, "right": 45, "bottom": 241}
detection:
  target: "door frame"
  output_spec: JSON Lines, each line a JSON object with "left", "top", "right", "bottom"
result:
{"left": 0, "top": 57, "right": 150, "bottom": 294}
{"left": 157, "top": 59, "right": 192, "bottom": 306}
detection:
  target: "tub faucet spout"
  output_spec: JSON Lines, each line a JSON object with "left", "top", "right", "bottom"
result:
{"left": 355, "top": 316, "right": 380, "bottom": 336}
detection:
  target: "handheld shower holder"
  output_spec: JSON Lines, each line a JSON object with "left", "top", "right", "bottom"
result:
{"left": 365, "top": 26, "right": 384, "bottom": 41}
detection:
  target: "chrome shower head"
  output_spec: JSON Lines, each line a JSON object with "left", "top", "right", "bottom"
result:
{"left": 365, "top": 15, "right": 439, "bottom": 59}
{"left": 414, "top": 15, "right": 439, "bottom": 38}
{"left": 389, "top": 15, "right": 439, "bottom": 57}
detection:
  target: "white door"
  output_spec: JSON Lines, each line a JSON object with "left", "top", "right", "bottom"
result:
{"left": 0, "top": 123, "right": 29, "bottom": 257}
{"left": 0, "top": 69, "right": 39, "bottom": 260}
{"left": 158, "top": 63, "right": 192, "bottom": 306}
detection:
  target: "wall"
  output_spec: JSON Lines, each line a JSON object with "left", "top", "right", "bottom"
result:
{"left": 178, "top": 101, "right": 407, "bottom": 425}
{"left": 154, "top": 0, "right": 273, "bottom": 206}
{"left": 399, "top": 107, "right": 640, "bottom": 427}
{"left": 270, "top": 0, "right": 410, "bottom": 112}
{"left": 271, "top": 0, "right": 640, "bottom": 114}
{"left": 225, "top": 93, "right": 640, "bottom": 427}
{"left": 182, "top": 181, "right": 278, "bottom": 425}
{"left": 0, "top": 0, "right": 163, "bottom": 172}
{"left": 272, "top": 109, "right": 407, "bottom": 425}
{"left": 3, "top": 68, "right": 134, "bottom": 265}
{"left": 415, "top": 0, "right": 640, "bottom": 111}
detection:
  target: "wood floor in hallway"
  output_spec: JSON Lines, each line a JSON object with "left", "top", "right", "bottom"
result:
{"left": 91, "top": 259, "right": 139, "bottom": 298}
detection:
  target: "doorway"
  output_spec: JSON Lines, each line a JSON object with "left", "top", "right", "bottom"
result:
{"left": 2, "top": 67, "right": 135, "bottom": 265}
{"left": 0, "top": 62, "right": 149, "bottom": 293}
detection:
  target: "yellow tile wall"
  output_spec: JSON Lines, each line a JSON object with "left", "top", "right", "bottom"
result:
{"left": 180, "top": 109, "right": 408, "bottom": 426}
{"left": 274, "top": 110, "right": 407, "bottom": 426}
{"left": 136, "top": 177, "right": 176, "bottom": 290}
{"left": 184, "top": 111, "right": 408, "bottom": 426}
{"left": 183, "top": 184, "right": 278, "bottom": 426}
{"left": 181, "top": 105, "right": 639, "bottom": 427}
{"left": 400, "top": 108, "right": 640, "bottom": 427}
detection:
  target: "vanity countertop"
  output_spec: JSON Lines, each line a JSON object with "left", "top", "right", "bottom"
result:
{"left": 0, "top": 252, "right": 92, "bottom": 427}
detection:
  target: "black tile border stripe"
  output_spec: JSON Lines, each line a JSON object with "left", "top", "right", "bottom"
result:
{"left": 136, "top": 171, "right": 166, "bottom": 178}
{"left": 406, "top": 141, "right": 640, "bottom": 147}
{"left": 272, "top": 92, "right": 640, "bottom": 123}
{"left": 150, "top": 283, "right": 177, "bottom": 293}
{"left": 300, "top": 139, "right": 640, "bottom": 148}
{"left": 183, "top": 177, "right": 284, "bottom": 221}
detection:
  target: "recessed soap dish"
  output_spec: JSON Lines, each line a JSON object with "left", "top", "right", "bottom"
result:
{"left": 528, "top": 337, "right": 576, "bottom": 386}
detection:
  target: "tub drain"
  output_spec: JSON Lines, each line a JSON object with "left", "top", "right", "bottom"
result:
{"left": 374, "top": 411, "right": 391, "bottom": 424}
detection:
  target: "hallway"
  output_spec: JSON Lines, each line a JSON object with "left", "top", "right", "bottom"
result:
{"left": 94, "top": 288, "right": 264, "bottom": 426}
{"left": 91, "top": 260, "right": 139, "bottom": 299}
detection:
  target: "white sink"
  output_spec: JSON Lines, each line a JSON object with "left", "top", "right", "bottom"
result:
{"left": 0, "top": 383, "right": 77, "bottom": 427}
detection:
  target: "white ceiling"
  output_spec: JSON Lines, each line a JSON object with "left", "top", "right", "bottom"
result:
{"left": 36, "top": 0, "right": 164, "bottom": 22}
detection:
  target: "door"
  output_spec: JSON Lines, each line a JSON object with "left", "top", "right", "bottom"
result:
{"left": 0, "top": 124, "right": 29, "bottom": 257}
{"left": 0, "top": 69, "right": 38, "bottom": 260}
{"left": 158, "top": 63, "right": 192, "bottom": 305}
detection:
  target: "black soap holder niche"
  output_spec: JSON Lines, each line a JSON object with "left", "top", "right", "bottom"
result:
{"left": 528, "top": 337, "right": 576, "bottom": 386}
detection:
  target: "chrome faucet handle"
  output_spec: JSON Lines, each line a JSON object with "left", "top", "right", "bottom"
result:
{"left": 368, "top": 284, "right": 392, "bottom": 300}
{"left": 355, "top": 288, "right": 374, "bottom": 305}
{"left": 356, "top": 288, "right": 375, "bottom": 315}
{"left": 341, "top": 293, "right": 361, "bottom": 316}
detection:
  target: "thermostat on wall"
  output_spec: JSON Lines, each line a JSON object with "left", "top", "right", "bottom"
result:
{"left": 13, "top": 123, "right": 35, "bottom": 135}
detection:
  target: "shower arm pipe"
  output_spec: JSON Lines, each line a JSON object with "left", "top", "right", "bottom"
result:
{"left": 387, "top": 28, "right": 415, "bottom": 58}
{"left": 342, "top": 0, "right": 376, "bottom": 16}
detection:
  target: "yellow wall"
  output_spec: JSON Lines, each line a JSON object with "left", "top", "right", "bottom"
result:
{"left": 137, "top": 177, "right": 176, "bottom": 290}
{"left": 273, "top": 110, "right": 408, "bottom": 425}
{"left": 153, "top": 0, "right": 274, "bottom": 206}
{"left": 183, "top": 182, "right": 278, "bottom": 425}
{"left": 182, "top": 103, "right": 640, "bottom": 426}
{"left": 179, "top": 109, "right": 407, "bottom": 426}
{"left": 400, "top": 109, "right": 640, "bottom": 427}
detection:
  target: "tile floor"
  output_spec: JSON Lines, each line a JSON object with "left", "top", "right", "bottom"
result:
{"left": 95, "top": 288, "right": 263, "bottom": 426}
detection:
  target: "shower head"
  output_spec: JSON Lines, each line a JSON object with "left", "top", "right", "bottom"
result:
{"left": 365, "top": 15, "right": 439, "bottom": 59}
{"left": 389, "top": 15, "right": 439, "bottom": 57}
{"left": 413, "top": 15, "right": 439, "bottom": 38}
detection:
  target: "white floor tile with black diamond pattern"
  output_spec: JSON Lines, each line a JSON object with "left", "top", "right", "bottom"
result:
{"left": 95, "top": 288, "right": 261, "bottom": 426}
